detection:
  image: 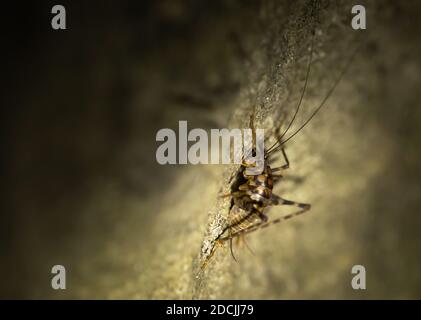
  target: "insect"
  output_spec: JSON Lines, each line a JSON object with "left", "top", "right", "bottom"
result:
{"left": 200, "top": 23, "right": 360, "bottom": 271}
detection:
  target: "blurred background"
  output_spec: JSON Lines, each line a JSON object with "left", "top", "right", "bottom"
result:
{"left": 1, "top": 0, "right": 421, "bottom": 299}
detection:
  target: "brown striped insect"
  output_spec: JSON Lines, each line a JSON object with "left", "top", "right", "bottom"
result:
{"left": 200, "top": 27, "right": 360, "bottom": 270}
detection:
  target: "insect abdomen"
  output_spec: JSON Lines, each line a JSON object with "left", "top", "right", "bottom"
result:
{"left": 247, "top": 165, "right": 274, "bottom": 203}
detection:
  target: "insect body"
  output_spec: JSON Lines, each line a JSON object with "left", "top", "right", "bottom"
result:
{"left": 201, "top": 144, "right": 311, "bottom": 269}
{"left": 224, "top": 150, "right": 310, "bottom": 241}
{"left": 200, "top": 27, "right": 359, "bottom": 270}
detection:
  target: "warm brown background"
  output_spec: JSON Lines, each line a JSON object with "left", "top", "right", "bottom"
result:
{"left": 1, "top": 0, "right": 421, "bottom": 299}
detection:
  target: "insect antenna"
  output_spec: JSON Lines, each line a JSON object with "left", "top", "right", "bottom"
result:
{"left": 266, "top": 32, "right": 315, "bottom": 155}
{"left": 267, "top": 42, "right": 361, "bottom": 156}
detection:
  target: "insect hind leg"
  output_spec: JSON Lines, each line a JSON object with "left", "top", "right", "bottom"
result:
{"left": 247, "top": 202, "right": 310, "bottom": 235}
{"left": 270, "top": 194, "right": 310, "bottom": 210}
{"left": 220, "top": 195, "right": 310, "bottom": 241}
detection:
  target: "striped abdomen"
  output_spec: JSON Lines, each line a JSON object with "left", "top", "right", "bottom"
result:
{"left": 244, "top": 164, "right": 274, "bottom": 204}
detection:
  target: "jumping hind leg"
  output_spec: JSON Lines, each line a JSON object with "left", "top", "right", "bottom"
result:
{"left": 220, "top": 195, "right": 310, "bottom": 241}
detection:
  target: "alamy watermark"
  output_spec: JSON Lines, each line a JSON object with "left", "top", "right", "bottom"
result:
{"left": 51, "top": 5, "right": 66, "bottom": 30}
{"left": 156, "top": 121, "right": 265, "bottom": 175}
{"left": 351, "top": 264, "right": 366, "bottom": 290}
{"left": 51, "top": 265, "right": 66, "bottom": 290}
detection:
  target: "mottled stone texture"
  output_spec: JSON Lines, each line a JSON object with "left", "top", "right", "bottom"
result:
{"left": 1, "top": 0, "right": 421, "bottom": 298}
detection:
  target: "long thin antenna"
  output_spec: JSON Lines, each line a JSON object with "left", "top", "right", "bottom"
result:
{"left": 266, "top": 32, "right": 315, "bottom": 155}
{"left": 281, "top": 45, "right": 360, "bottom": 146}
{"left": 268, "top": 43, "right": 361, "bottom": 155}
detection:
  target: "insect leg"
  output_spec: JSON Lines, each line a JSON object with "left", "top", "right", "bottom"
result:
{"left": 269, "top": 119, "right": 291, "bottom": 176}
{"left": 201, "top": 238, "right": 224, "bottom": 270}
{"left": 243, "top": 198, "right": 310, "bottom": 236}
{"left": 229, "top": 237, "right": 237, "bottom": 262}
{"left": 220, "top": 196, "right": 310, "bottom": 241}
{"left": 270, "top": 194, "right": 310, "bottom": 210}
{"left": 228, "top": 234, "right": 255, "bottom": 262}
{"left": 270, "top": 147, "right": 290, "bottom": 173}
{"left": 219, "top": 189, "right": 248, "bottom": 198}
